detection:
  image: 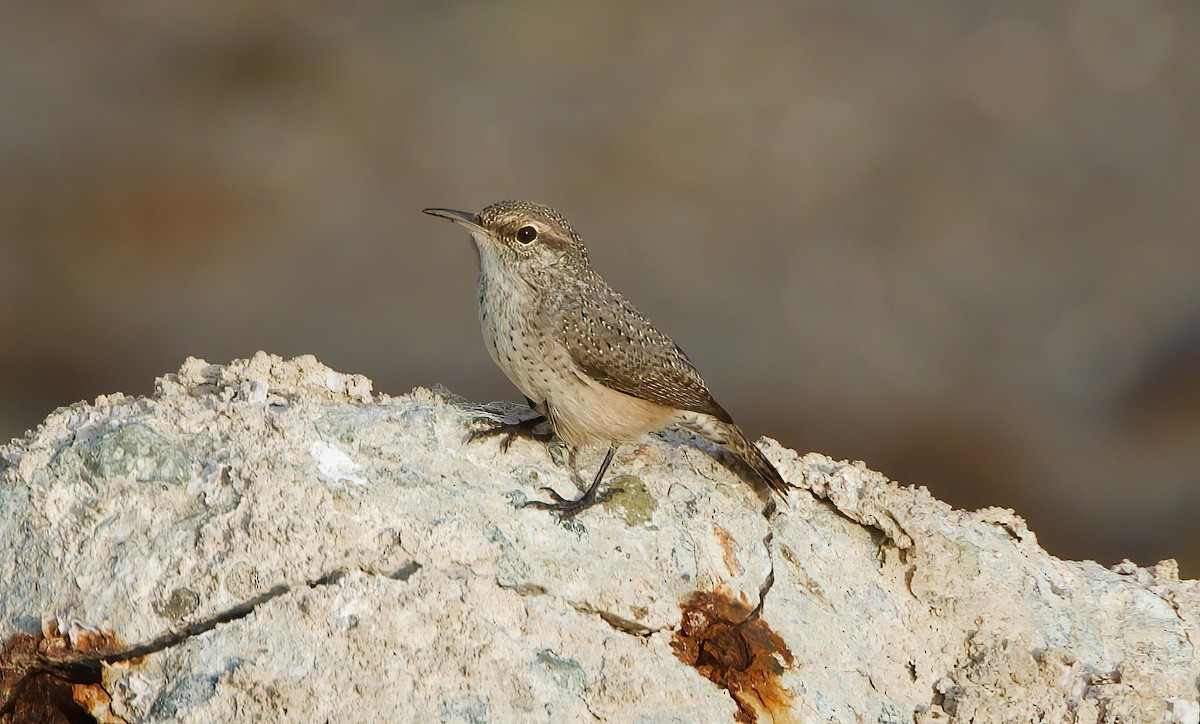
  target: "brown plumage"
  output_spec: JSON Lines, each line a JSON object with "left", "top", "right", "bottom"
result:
{"left": 424, "top": 200, "right": 791, "bottom": 514}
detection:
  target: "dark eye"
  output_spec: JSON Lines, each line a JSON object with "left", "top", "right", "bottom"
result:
{"left": 516, "top": 225, "right": 538, "bottom": 244}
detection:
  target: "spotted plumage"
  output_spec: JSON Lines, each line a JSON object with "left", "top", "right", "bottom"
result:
{"left": 424, "top": 200, "right": 790, "bottom": 514}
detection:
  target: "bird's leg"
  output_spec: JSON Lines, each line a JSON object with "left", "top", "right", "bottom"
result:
{"left": 522, "top": 444, "right": 620, "bottom": 517}
{"left": 468, "top": 397, "right": 554, "bottom": 452}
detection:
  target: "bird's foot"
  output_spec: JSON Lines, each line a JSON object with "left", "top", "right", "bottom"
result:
{"left": 467, "top": 414, "right": 554, "bottom": 452}
{"left": 520, "top": 484, "right": 621, "bottom": 519}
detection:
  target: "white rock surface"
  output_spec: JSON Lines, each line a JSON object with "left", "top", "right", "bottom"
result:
{"left": 1, "top": 353, "right": 1197, "bottom": 722}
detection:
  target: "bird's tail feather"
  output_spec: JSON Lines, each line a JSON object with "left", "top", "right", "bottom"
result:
{"left": 677, "top": 414, "right": 791, "bottom": 498}
{"left": 722, "top": 424, "right": 790, "bottom": 498}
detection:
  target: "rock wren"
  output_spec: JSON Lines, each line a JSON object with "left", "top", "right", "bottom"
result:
{"left": 424, "top": 200, "right": 790, "bottom": 515}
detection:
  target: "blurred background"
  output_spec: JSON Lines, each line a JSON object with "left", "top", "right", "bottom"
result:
{"left": 2, "top": 1, "right": 1198, "bottom": 573}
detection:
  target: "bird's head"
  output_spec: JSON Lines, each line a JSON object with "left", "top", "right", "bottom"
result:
{"left": 424, "top": 200, "right": 589, "bottom": 286}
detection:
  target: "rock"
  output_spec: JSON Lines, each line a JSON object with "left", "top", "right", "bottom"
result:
{"left": 1, "top": 352, "right": 1197, "bottom": 722}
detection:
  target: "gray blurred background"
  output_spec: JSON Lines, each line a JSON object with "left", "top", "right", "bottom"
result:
{"left": 2, "top": 2, "right": 1198, "bottom": 573}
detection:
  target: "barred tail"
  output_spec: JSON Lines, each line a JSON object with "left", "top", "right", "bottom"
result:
{"left": 676, "top": 412, "right": 791, "bottom": 498}
{"left": 722, "top": 424, "right": 791, "bottom": 498}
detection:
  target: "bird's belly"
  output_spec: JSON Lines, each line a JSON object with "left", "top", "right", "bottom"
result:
{"left": 480, "top": 308, "right": 672, "bottom": 447}
{"left": 548, "top": 370, "right": 676, "bottom": 448}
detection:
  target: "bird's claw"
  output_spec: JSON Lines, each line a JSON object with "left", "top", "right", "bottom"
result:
{"left": 466, "top": 415, "right": 553, "bottom": 452}
{"left": 520, "top": 485, "right": 621, "bottom": 518}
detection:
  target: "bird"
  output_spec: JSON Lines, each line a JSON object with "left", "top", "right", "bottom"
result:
{"left": 424, "top": 200, "right": 790, "bottom": 516}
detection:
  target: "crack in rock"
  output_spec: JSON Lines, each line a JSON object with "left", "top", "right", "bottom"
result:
{"left": 0, "top": 564, "right": 423, "bottom": 722}
{"left": 746, "top": 527, "right": 777, "bottom": 624}
{"left": 569, "top": 602, "right": 661, "bottom": 637}
{"left": 109, "top": 569, "right": 348, "bottom": 666}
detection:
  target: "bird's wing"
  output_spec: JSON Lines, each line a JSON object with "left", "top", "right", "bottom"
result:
{"left": 561, "top": 282, "right": 733, "bottom": 423}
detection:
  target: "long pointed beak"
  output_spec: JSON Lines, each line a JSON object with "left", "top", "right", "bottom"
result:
{"left": 423, "top": 207, "right": 485, "bottom": 233}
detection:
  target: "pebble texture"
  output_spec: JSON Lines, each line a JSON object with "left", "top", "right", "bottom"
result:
{"left": 1, "top": 353, "right": 1197, "bottom": 722}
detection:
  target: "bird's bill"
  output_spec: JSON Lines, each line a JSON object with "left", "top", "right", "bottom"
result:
{"left": 423, "top": 207, "right": 485, "bottom": 233}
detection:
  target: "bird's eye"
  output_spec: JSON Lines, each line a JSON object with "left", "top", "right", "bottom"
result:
{"left": 516, "top": 225, "right": 538, "bottom": 244}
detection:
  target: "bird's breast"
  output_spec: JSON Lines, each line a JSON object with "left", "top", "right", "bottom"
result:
{"left": 477, "top": 273, "right": 555, "bottom": 402}
{"left": 476, "top": 275, "right": 673, "bottom": 447}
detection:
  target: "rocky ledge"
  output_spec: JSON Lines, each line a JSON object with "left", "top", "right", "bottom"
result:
{"left": 1, "top": 353, "right": 1197, "bottom": 722}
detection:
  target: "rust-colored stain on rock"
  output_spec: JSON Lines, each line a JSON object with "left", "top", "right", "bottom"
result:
{"left": 672, "top": 590, "right": 796, "bottom": 723}
{"left": 0, "top": 620, "right": 133, "bottom": 724}
{"left": 711, "top": 523, "right": 745, "bottom": 577}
